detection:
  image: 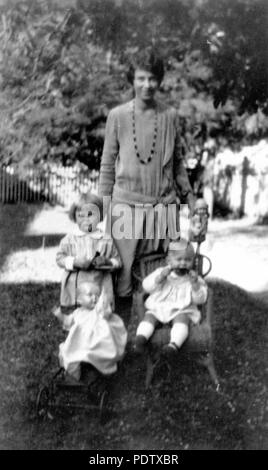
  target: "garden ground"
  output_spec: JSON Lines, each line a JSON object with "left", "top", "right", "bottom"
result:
{"left": 0, "top": 203, "right": 267, "bottom": 450}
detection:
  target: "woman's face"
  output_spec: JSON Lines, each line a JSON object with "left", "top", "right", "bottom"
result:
{"left": 133, "top": 69, "right": 159, "bottom": 103}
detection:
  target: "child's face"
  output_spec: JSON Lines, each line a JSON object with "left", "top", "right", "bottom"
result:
{"left": 78, "top": 284, "right": 100, "bottom": 309}
{"left": 195, "top": 200, "right": 208, "bottom": 216}
{"left": 168, "top": 249, "right": 194, "bottom": 275}
{"left": 75, "top": 203, "right": 101, "bottom": 233}
{"left": 196, "top": 207, "right": 208, "bottom": 216}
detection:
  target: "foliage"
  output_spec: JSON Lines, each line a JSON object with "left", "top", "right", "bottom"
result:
{"left": 0, "top": 0, "right": 126, "bottom": 168}
{"left": 197, "top": 0, "right": 268, "bottom": 115}
{"left": 0, "top": 0, "right": 267, "bottom": 169}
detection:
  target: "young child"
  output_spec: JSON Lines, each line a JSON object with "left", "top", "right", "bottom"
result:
{"left": 54, "top": 280, "right": 127, "bottom": 380}
{"left": 134, "top": 238, "right": 208, "bottom": 357}
{"left": 188, "top": 198, "right": 209, "bottom": 243}
{"left": 56, "top": 192, "right": 121, "bottom": 311}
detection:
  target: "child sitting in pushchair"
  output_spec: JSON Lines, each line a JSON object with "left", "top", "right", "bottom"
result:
{"left": 54, "top": 279, "right": 127, "bottom": 381}
{"left": 134, "top": 238, "right": 208, "bottom": 359}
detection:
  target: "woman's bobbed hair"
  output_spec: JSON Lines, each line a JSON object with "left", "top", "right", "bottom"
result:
{"left": 126, "top": 48, "right": 165, "bottom": 85}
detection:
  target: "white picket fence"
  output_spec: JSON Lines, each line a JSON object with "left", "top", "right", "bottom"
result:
{"left": 0, "top": 165, "right": 99, "bottom": 206}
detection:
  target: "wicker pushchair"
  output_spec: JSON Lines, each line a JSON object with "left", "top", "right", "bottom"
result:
{"left": 132, "top": 243, "right": 220, "bottom": 391}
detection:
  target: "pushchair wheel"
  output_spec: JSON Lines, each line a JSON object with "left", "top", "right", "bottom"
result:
{"left": 99, "top": 390, "right": 108, "bottom": 423}
{"left": 36, "top": 386, "right": 50, "bottom": 418}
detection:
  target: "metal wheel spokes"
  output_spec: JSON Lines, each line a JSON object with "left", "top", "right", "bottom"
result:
{"left": 36, "top": 386, "right": 50, "bottom": 418}
{"left": 99, "top": 390, "right": 109, "bottom": 423}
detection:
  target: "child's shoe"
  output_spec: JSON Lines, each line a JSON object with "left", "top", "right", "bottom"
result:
{"left": 133, "top": 335, "right": 147, "bottom": 354}
{"left": 80, "top": 362, "right": 99, "bottom": 386}
{"left": 161, "top": 342, "right": 178, "bottom": 361}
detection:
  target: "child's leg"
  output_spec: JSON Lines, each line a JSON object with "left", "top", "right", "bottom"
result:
{"left": 136, "top": 313, "right": 158, "bottom": 340}
{"left": 134, "top": 313, "right": 158, "bottom": 353}
{"left": 170, "top": 314, "right": 190, "bottom": 349}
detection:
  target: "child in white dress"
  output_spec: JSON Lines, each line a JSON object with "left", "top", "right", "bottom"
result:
{"left": 54, "top": 280, "right": 127, "bottom": 380}
{"left": 134, "top": 238, "right": 208, "bottom": 357}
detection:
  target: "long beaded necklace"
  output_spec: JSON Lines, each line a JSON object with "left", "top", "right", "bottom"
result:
{"left": 132, "top": 100, "right": 158, "bottom": 165}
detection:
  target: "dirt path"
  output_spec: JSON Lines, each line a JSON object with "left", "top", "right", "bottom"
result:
{"left": 204, "top": 217, "right": 268, "bottom": 299}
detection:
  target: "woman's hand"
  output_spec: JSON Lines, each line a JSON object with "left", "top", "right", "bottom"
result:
{"left": 186, "top": 192, "right": 196, "bottom": 216}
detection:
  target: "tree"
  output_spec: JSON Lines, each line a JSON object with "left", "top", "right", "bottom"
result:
{"left": 196, "top": 0, "right": 268, "bottom": 115}
{"left": 0, "top": 0, "right": 126, "bottom": 169}
{"left": 0, "top": 0, "right": 267, "bottom": 170}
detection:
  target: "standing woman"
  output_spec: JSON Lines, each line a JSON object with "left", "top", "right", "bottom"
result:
{"left": 98, "top": 49, "right": 194, "bottom": 326}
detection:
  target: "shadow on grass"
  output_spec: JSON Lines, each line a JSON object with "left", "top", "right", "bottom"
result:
{"left": 0, "top": 279, "right": 267, "bottom": 450}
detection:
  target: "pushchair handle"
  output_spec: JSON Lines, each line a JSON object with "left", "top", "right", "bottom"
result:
{"left": 195, "top": 253, "right": 212, "bottom": 277}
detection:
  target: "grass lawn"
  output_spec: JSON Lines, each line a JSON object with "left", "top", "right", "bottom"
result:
{"left": 0, "top": 203, "right": 267, "bottom": 450}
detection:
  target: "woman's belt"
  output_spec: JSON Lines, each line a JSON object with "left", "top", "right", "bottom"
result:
{"left": 112, "top": 185, "right": 177, "bottom": 206}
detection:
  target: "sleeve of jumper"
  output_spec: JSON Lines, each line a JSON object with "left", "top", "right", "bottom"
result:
{"left": 142, "top": 267, "right": 166, "bottom": 294}
{"left": 56, "top": 235, "right": 75, "bottom": 271}
{"left": 173, "top": 113, "right": 193, "bottom": 195}
{"left": 98, "top": 110, "right": 119, "bottom": 197}
{"left": 191, "top": 277, "right": 208, "bottom": 305}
